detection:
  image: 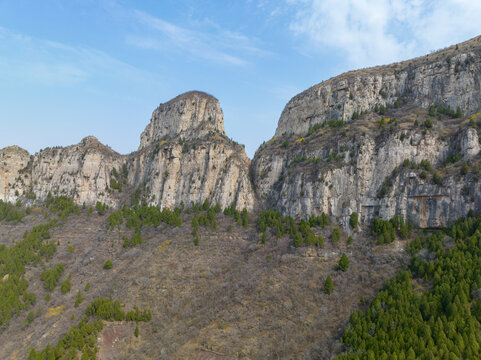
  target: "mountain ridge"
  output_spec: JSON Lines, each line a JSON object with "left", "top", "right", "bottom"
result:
{"left": 2, "top": 35, "right": 481, "bottom": 229}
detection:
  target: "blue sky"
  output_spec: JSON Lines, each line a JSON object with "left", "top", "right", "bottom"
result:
{"left": 1, "top": 0, "right": 481, "bottom": 158}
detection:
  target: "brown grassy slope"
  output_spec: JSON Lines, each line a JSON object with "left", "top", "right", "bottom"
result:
{"left": 0, "top": 209, "right": 408, "bottom": 360}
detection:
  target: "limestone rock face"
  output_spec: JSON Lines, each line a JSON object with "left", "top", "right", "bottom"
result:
{"left": 253, "top": 111, "right": 481, "bottom": 229}
{"left": 254, "top": 125, "right": 480, "bottom": 228}
{"left": 5, "top": 136, "right": 124, "bottom": 207}
{"left": 139, "top": 91, "right": 225, "bottom": 151}
{"left": 130, "top": 135, "right": 254, "bottom": 211}
{"left": 253, "top": 35, "right": 481, "bottom": 228}
{"left": 275, "top": 36, "right": 481, "bottom": 137}
{"left": 133, "top": 90, "right": 254, "bottom": 211}
{"left": 0, "top": 146, "right": 31, "bottom": 202}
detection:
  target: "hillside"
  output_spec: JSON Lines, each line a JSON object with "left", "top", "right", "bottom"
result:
{"left": 0, "top": 200, "right": 406, "bottom": 359}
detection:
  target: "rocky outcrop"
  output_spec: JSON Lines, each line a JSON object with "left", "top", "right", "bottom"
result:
{"left": 252, "top": 35, "right": 481, "bottom": 228}
{"left": 0, "top": 92, "right": 255, "bottom": 211}
{"left": 0, "top": 146, "right": 31, "bottom": 203}
{"left": 27, "top": 136, "right": 123, "bottom": 207}
{"left": 130, "top": 135, "right": 254, "bottom": 210}
{"left": 254, "top": 108, "right": 481, "bottom": 228}
{"left": 133, "top": 91, "right": 254, "bottom": 210}
{"left": 3, "top": 36, "right": 481, "bottom": 228}
{"left": 2, "top": 137, "right": 123, "bottom": 207}
{"left": 275, "top": 36, "right": 481, "bottom": 137}
{"left": 139, "top": 91, "right": 225, "bottom": 150}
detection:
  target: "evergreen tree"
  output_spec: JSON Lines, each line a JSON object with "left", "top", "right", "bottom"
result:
{"left": 332, "top": 227, "right": 341, "bottom": 243}
{"left": 324, "top": 275, "right": 334, "bottom": 294}
{"left": 74, "top": 290, "right": 83, "bottom": 307}
{"left": 349, "top": 212, "right": 358, "bottom": 229}
{"left": 338, "top": 253, "right": 349, "bottom": 271}
{"left": 293, "top": 232, "right": 303, "bottom": 247}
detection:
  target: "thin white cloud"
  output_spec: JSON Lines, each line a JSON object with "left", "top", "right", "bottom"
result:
{"left": 287, "top": 0, "right": 481, "bottom": 68}
{"left": 0, "top": 26, "right": 160, "bottom": 86}
{"left": 127, "top": 9, "right": 269, "bottom": 67}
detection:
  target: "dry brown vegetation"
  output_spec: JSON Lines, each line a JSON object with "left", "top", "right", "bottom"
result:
{"left": 0, "top": 206, "right": 409, "bottom": 359}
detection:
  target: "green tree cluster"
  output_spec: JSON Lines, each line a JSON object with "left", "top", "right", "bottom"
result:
{"left": 46, "top": 193, "right": 79, "bottom": 221}
{"left": 337, "top": 213, "right": 481, "bottom": 359}
{"left": 372, "top": 216, "right": 412, "bottom": 244}
{"left": 108, "top": 165, "right": 128, "bottom": 193}
{"left": 123, "top": 228, "right": 143, "bottom": 248}
{"left": 95, "top": 201, "right": 108, "bottom": 216}
{"left": 190, "top": 200, "right": 223, "bottom": 244}
{"left": 86, "top": 297, "right": 151, "bottom": 322}
{"left": 107, "top": 202, "right": 182, "bottom": 248}
{"left": 29, "top": 296, "right": 152, "bottom": 359}
{"left": 0, "top": 200, "right": 25, "bottom": 223}
{"left": 256, "top": 210, "right": 327, "bottom": 247}
{"left": 433, "top": 103, "right": 462, "bottom": 118}
{"left": 0, "top": 219, "right": 58, "bottom": 326}
{"left": 40, "top": 263, "right": 65, "bottom": 292}
{"left": 223, "top": 203, "right": 246, "bottom": 226}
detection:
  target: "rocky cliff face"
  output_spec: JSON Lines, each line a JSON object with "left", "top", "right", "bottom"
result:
{"left": 254, "top": 35, "right": 481, "bottom": 228}
{"left": 132, "top": 91, "right": 254, "bottom": 210}
{"left": 253, "top": 116, "right": 481, "bottom": 228}
{"left": 275, "top": 36, "right": 481, "bottom": 138}
{"left": 0, "top": 92, "right": 255, "bottom": 211}
{"left": 0, "top": 146, "right": 31, "bottom": 203}
{"left": 139, "top": 91, "right": 225, "bottom": 150}
{"left": 2, "top": 136, "right": 124, "bottom": 207}
{"left": 129, "top": 134, "right": 253, "bottom": 210}
{"left": 28, "top": 137, "right": 124, "bottom": 207}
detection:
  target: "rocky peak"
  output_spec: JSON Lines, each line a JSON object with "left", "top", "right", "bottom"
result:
{"left": 275, "top": 35, "right": 481, "bottom": 137}
{"left": 0, "top": 146, "right": 31, "bottom": 202}
{"left": 139, "top": 91, "right": 225, "bottom": 150}
{"left": 80, "top": 136, "right": 101, "bottom": 146}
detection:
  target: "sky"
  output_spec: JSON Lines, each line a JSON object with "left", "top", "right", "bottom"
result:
{"left": 1, "top": 0, "right": 481, "bottom": 158}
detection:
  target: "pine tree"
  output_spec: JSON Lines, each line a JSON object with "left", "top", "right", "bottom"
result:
{"left": 338, "top": 253, "right": 349, "bottom": 271}
{"left": 324, "top": 275, "right": 334, "bottom": 294}
{"left": 293, "top": 232, "right": 303, "bottom": 247}
{"left": 332, "top": 227, "right": 341, "bottom": 243}
{"left": 241, "top": 209, "right": 248, "bottom": 227}
{"left": 349, "top": 212, "right": 358, "bottom": 229}
{"left": 74, "top": 290, "right": 83, "bottom": 307}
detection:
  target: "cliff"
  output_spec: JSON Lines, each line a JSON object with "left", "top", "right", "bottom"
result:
{"left": 139, "top": 91, "right": 225, "bottom": 150}
{"left": 253, "top": 35, "right": 481, "bottom": 228}
{"left": 0, "top": 146, "right": 31, "bottom": 203}
{"left": 275, "top": 35, "right": 481, "bottom": 137}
